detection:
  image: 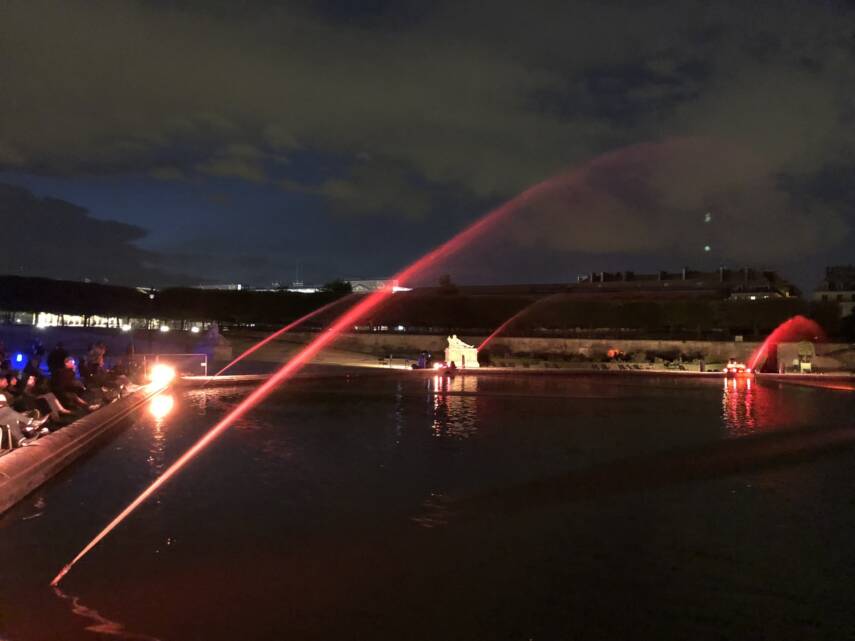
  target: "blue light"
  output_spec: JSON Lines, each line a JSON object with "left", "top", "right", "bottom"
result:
{"left": 15, "top": 353, "right": 24, "bottom": 364}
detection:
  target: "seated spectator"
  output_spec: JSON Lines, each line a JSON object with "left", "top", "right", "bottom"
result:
{"left": 51, "top": 357, "right": 99, "bottom": 413}
{"left": 0, "top": 381, "right": 49, "bottom": 447}
{"left": 0, "top": 376, "right": 18, "bottom": 408}
{"left": 0, "top": 358, "right": 14, "bottom": 380}
{"left": 0, "top": 406, "right": 34, "bottom": 448}
{"left": 10, "top": 374, "right": 72, "bottom": 422}
{"left": 47, "top": 342, "right": 69, "bottom": 375}
{"left": 82, "top": 343, "right": 108, "bottom": 388}
{"left": 21, "top": 351, "right": 46, "bottom": 389}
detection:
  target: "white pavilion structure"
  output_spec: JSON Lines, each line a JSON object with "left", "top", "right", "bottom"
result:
{"left": 444, "top": 335, "right": 480, "bottom": 369}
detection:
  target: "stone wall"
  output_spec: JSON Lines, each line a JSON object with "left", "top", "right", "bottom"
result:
{"left": 0, "top": 388, "right": 159, "bottom": 515}
{"left": 228, "top": 330, "right": 854, "bottom": 370}
{"left": 231, "top": 330, "right": 761, "bottom": 362}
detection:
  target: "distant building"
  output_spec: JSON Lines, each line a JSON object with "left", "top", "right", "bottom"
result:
{"left": 411, "top": 268, "right": 798, "bottom": 302}
{"left": 347, "top": 278, "right": 399, "bottom": 293}
{"left": 571, "top": 267, "right": 797, "bottom": 301}
{"left": 196, "top": 283, "right": 244, "bottom": 291}
{"left": 814, "top": 266, "right": 855, "bottom": 318}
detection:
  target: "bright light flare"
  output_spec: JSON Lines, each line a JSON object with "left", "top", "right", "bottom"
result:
{"left": 433, "top": 362, "right": 445, "bottom": 369}
{"left": 149, "top": 395, "right": 175, "bottom": 420}
{"left": 149, "top": 364, "right": 176, "bottom": 387}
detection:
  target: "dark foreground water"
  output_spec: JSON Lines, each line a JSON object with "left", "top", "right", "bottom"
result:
{"left": 2, "top": 373, "right": 855, "bottom": 641}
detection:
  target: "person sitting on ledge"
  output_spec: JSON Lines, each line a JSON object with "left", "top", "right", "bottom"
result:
{"left": 47, "top": 343, "right": 69, "bottom": 376}
{"left": 51, "top": 357, "right": 99, "bottom": 413}
{"left": 0, "top": 358, "right": 14, "bottom": 379}
{"left": 10, "top": 374, "right": 73, "bottom": 423}
{"left": 82, "top": 342, "right": 113, "bottom": 391}
{"left": 0, "top": 378, "right": 50, "bottom": 446}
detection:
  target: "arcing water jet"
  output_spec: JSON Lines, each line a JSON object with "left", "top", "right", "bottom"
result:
{"left": 748, "top": 315, "right": 824, "bottom": 372}
{"left": 53, "top": 164, "right": 576, "bottom": 586}
{"left": 209, "top": 293, "right": 356, "bottom": 379}
{"left": 54, "top": 138, "right": 689, "bottom": 585}
{"left": 478, "top": 293, "right": 566, "bottom": 351}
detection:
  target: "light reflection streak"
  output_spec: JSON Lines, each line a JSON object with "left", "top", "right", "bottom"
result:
{"left": 431, "top": 375, "right": 479, "bottom": 439}
{"left": 52, "top": 587, "right": 161, "bottom": 641}
{"left": 149, "top": 395, "right": 174, "bottom": 422}
{"left": 720, "top": 377, "right": 787, "bottom": 436}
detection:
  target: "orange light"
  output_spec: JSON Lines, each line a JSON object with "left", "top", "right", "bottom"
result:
{"left": 149, "top": 395, "right": 174, "bottom": 420}
{"left": 149, "top": 364, "right": 176, "bottom": 386}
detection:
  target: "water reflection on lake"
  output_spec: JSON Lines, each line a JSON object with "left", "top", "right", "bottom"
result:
{"left": 1, "top": 373, "right": 854, "bottom": 641}
{"left": 430, "top": 374, "right": 479, "bottom": 439}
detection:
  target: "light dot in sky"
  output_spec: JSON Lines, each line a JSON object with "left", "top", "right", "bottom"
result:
{"left": 704, "top": 245, "right": 711, "bottom": 252}
{"left": 704, "top": 212, "right": 712, "bottom": 223}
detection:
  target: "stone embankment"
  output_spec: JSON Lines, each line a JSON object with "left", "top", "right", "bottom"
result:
{"left": 0, "top": 386, "right": 163, "bottom": 515}
{"left": 226, "top": 330, "right": 855, "bottom": 371}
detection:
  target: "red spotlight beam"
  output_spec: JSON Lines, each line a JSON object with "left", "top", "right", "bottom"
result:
{"left": 51, "top": 174, "right": 558, "bottom": 587}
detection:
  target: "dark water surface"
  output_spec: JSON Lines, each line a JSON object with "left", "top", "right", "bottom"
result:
{"left": 2, "top": 373, "right": 855, "bottom": 640}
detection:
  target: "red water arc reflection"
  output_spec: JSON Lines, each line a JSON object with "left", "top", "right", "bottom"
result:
{"left": 748, "top": 315, "right": 824, "bottom": 372}
{"left": 52, "top": 162, "right": 585, "bottom": 586}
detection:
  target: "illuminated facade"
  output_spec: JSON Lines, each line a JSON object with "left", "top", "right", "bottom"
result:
{"left": 814, "top": 266, "right": 855, "bottom": 318}
{"left": 444, "top": 334, "right": 480, "bottom": 369}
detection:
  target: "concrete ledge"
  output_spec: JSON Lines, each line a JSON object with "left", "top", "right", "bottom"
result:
{"left": 180, "top": 374, "right": 268, "bottom": 387}
{"left": 0, "top": 385, "right": 163, "bottom": 515}
{"left": 759, "top": 373, "right": 855, "bottom": 392}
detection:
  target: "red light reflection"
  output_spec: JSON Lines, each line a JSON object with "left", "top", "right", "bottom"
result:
{"left": 721, "top": 377, "right": 787, "bottom": 436}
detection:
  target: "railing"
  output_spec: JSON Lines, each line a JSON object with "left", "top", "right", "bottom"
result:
{"left": 128, "top": 353, "right": 209, "bottom": 377}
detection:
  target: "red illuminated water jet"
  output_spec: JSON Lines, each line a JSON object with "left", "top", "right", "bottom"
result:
{"left": 748, "top": 315, "right": 824, "bottom": 372}
{"left": 209, "top": 294, "right": 357, "bottom": 379}
{"left": 52, "top": 162, "right": 586, "bottom": 586}
{"left": 55, "top": 139, "right": 704, "bottom": 585}
{"left": 478, "top": 293, "right": 565, "bottom": 351}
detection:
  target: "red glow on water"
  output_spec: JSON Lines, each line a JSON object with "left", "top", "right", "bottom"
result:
{"left": 53, "top": 164, "right": 578, "bottom": 586}
{"left": 747, "top": 315, "right": 824, "bottom": 372}
{"left": 210, "top": 294, "right": 356, "bottom": 378}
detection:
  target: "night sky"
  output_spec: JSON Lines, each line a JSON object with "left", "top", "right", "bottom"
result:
{"left": 1, "top": 0, "right": 854, "bottom": 290}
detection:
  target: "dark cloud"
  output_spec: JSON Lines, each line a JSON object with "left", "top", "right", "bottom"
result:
{"left": 0, "top": 183, "right": 192, "bottom": 286}
{"left": 504, "top": 138, "right": 848, "bottom": 262}
{"left": 1, "top": 0, "right": 854, "bottom": 285}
